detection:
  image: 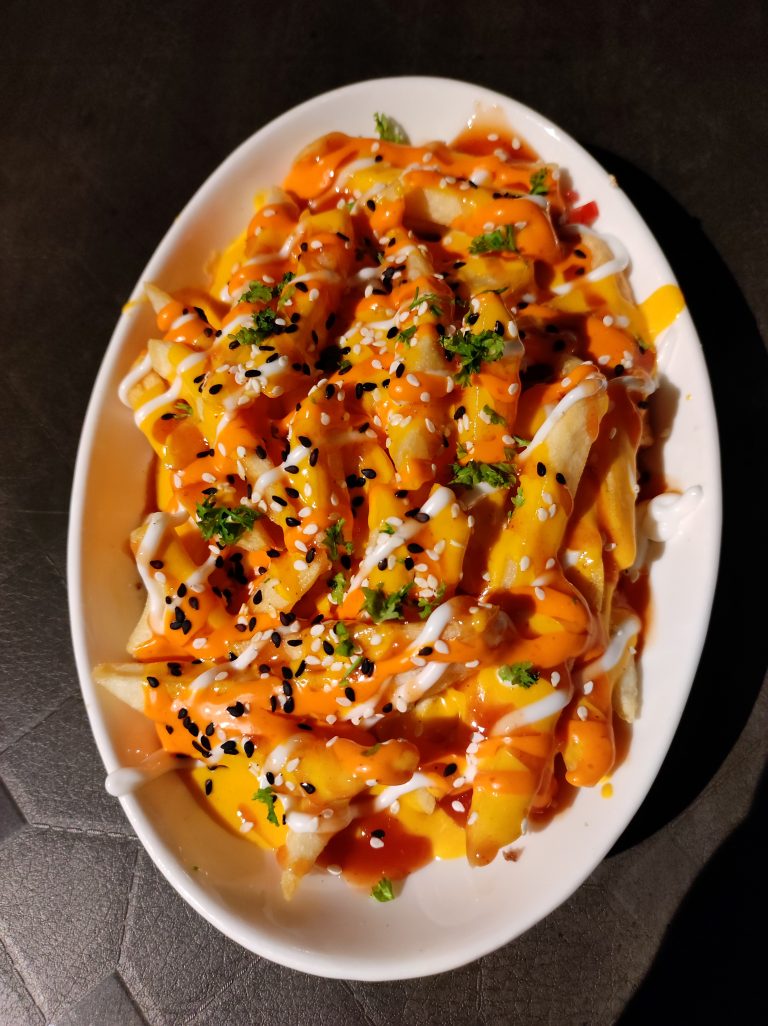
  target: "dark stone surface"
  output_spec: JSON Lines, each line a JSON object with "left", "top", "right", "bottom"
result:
{"left": 1, "top": 1, "right": 766, "bottom": 1023}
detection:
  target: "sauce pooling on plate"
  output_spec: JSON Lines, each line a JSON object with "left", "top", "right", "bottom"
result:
{"left": 97, "top": 112, "right": 687, "bottom": 898}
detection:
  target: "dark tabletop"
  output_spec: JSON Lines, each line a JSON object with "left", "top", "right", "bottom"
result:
{"left": 1, "top": 1, "right": 767, "bottom": 1023}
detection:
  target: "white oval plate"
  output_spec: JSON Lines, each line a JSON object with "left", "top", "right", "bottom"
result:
{"left": 68, "top": 76, "right": 721, "bottom": 980}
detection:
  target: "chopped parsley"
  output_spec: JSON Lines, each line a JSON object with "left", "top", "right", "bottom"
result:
{"left": 482, "top": 403, "right": 506, "bottom": 425}
{"left": 334, "top": 622, "right": 355, "bottom": 658}
{"left": 440, "top": 329, "right": 505, "bottom": 385}
{"left": 361, "top": 582, "right": 412, "bottom": 623}
{"left": 240, "top": 280, "right": 273, "bottom": 304}
{"left": 253, "top": 786, "right": 280, "bottom": 826}
{"left": 397, "top": 325, "right": 418, "bottom": 345}
{"left": 341, "top": 656, "right": 364, "bottom": 681}
{"left": 373, "top": 113, "right": 409, "bottom": 144}
{"left": 362, "top": 743, "right": 382, "bottom": 756}
{"left": 529, "top": 168, "right": 549, "bottom": 196}
{"left": 371, "top": 876, "right": 395, "bottom": 902}
{"left": 379, "top": 522, "right": 397, "bottom": 536}
{"left": 498, "top": 661, "right": 540, "bottom": 688}
{"left": 469, "top": 224, "right": 517, "bottom": 255}
{"left": 329, "top": 572, "right": 347, "bottom": 604}
{"left": 172, "top": 400, "right": 194, "bottom": 419}
{"left": 195, "top": 498, "right": 260, "bottom": 545}
{"left": 450, "top": 460, "right": 514, "bottom": 488}
{"left": 323, "top": 518, "right": 353, "bottom": 561}
{"left": 408, "top": 286, "right": 442, "bottom": 317}
{"left": 417, "top": 583, "right": 446, "bottom": 620}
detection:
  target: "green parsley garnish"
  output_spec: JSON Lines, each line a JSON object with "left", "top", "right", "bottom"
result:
{"left": 253, "top": 786, "right": 280, "bottom": 826}
{"left": 512, "top": 486, "right": 525, "bottom": 508}
{"left": 417, "top": 583, "right": 446, "bottom": 620}
{"left": 529, "top": 168, "right": 549, "bottom": 196}
{"left": 482, "top": 404, "right": 506, "bottom": 425}
{"left": 371, "top": 876, "right": 395, "bottom": 902}
{"left": 511, "top": 434, "right": 530, "bottom": 447}
{"left": 440, "top": 329, "right": 505, "bottom": 385}
{"left": 329, "top": 572, "right": 347, "bottom": 605}
{"left": 171, "top": 400, "right": 194, "bottom": 419}
{"left": 195, "top": 498, "right": 260, "bottom": 545}
{"left": 408, "top": 286, "right": 443, "bottom": 317}
{"left": 240, "top": 280, "right": 273, "bottom": 304}
{"left": 469, "top": 224, "right": 518, "bottom": 255}
{"left": 361, "top": 582, "right": 412, "bottom": 623}
{"left": 498, "top": 661, "right": 540, "bottom": 688}
{"left": 363, "top": 743, "right": 382, "bottom": 756}
{"left": 334, "top": 622, "right": 355, "bottom": 658}
{"left": 379, "top": 522, "right": 397, "bottom": 535}
{"left": 450, "top": 461, "right": 514, "bottom": 488}
{"left": 397, "top": 325, "right": 418, "bottom": 345}
{"left": 341, "top": 656, "right": 364, "bottom": 681}
{"left": 323, "top": 519, "right": 353, "bottom": 561}
{"left": 373, "top": 113, "right": 409, "bottom": 144}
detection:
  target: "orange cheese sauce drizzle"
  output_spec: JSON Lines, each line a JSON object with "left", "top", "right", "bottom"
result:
{"left": 108, "top": 114, "right": 685, "bottom": 890}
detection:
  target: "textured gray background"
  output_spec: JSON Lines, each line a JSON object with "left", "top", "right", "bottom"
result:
{"left": 1, "top": 1, "right": 767, "bottom": 1023}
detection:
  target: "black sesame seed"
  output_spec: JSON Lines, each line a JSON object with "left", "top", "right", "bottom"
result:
{"left": 395, "top": 363, "right": 405, "bottom": 378}
{"left": 279, "top": 611, "right": 296, "bottom": 627}
{"left": 271, "top": 631, "right": 282, "bottom": 647}
{"left": 200, "top": 735, "right": 211, "bottom": 751}
{"left": 360, "top": 658, "right": 374, "bottom": 676}
{"left": 283, "top": 696, "right": 295, "bottom": 714}
{"left": 344, "top": 686, "right": 356, "bottom": 702}
{"left": 371, "top": 828, "right": 385, "bottom": 839}
{"left": 209, "top": 383, "right": 223, "bottom": 395}
{"left": 192, "top": 741, "right": 210, "bottom": 758}
{"left": 323, "top": 640, "right": 334, "bottom": 655}
{"left": 287, "top": 638, "right": 302, "bottom": 647}
{"left": 301, "top": 781, "right": 316, "bottom": 793}
{"left": 556, "top": 472, "right": 567, "bottom": 485}
{"left": 285, "top": 517, "right": 301, "bottom": 527}
{"left": 266, "top": 548, "right": 280, "bottom": 558}
{"left": 386, "top": 326, "right": 398, "bottom": 339}
{"left": 205, "top": 778, "right": 213, "bottom": 796}
{"left": 149, "top": 559, "right": 164, "bottom": 570}
{"left": 404, "top": 557, "right": 415, "bottom": 570}
{"left": 227, "top": 702, "right": 245, "bottom": 717}
{"left": 221, "top": 740, "right": 238, "bottom": 755}
{"left": 382, "top": 702, "right": 393, "bottom": 714}
{"left": 146, "top": 676, "right": 160, "bottom": 688}
{"left": 165, "top": 724, "right": 174, "bottom": 734}
{"left": 269, "top": 695, "right": 278, "bottom": 712}
{"left": 177, "top": 707, "right": 188, "bottom": 720}
{"left": 244, "top": 739, "right": 255, "bottom": 758}
{"left": 418, "top": 646, "right": 433, "bottom": 656}
{"left": 537, "top": 461, "right": 547, "bottom": 477}
{"left": 443, "top": 762, "right": 458, "bottom": 776}
{"left": 282, "top": 665, "right": 293, "bottom": 680}
{"left": 168, "top": 663, "right": 183, "bottom": 677}
{"left": 453, "top": 405, "right": 466, "bottom": 421}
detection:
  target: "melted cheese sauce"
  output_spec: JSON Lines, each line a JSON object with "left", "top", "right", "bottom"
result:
{"left": 101, "top": 112, "right": 693, "bottom": 893}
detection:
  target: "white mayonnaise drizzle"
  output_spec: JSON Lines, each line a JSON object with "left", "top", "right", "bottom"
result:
{"left": 348, "top": 486, "right": 456, "bottom": 592}
{"left": 368, "top": 772, "right": 434, "bottom": 813}
{"left": 490, "top": 686, "right": 573, "bottom": 736}
{"left": 135, "top": 509, "right": 188, "bottom": 631}
{"left": 251, "top": 444, "right": 310, "bottom": 498}
{"left": 133, "top": 351, "right": 206, "bottom": 426}
{"left": 519, "top": 372, "right": 605, "bottom": 462}
{"left": 552, "top": 225, "right": 630, "bottom": 297}
{"left": 409, "top": 599, "right": 458, "bottom": 651}
{"left": 105, "top": 750, "right": 197, "bottom": 797}
{"left": 118, "top": 353, "right": 152, "bottom": 407}
{"left": 642, "top": 486, "right": 703, "bottom": 543}
{"left": 576, "top": 614, "right": 641, "bottom": 683}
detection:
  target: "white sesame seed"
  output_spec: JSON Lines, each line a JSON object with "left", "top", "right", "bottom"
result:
{"left": 451, "top": 800, "right": 464, "bottom": 813}
{"left": 535, "top": 586, "right": 546, "bottom": 600}
{"left": 551, "top": 671, "right": 561, "bottom": 685}
{"left": 370, "top": 836, "right": 385, "bottom": 849}
{"left": 519, "top": 555, "right": 531, "bottom": 572}
{"left": 577, "top": 705, "right": 588, "bottom": 720}
{"left": 293, "top": 560, "right": 307, "bottom": 571}
{"left": 508, "top": 382, "right": 519, "bottom": 396}
{"left": 583, "top": 680, "right": 594, "bottom": 695}
{"left": 545, "top": 557, "right": 556, "bottom": 569}
{"left": 536, "top": 507, "right": 548, "bottom": 521}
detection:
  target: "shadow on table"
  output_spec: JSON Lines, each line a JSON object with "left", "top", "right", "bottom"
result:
{"left": 617, "top": 762, "right": 768, "bottom": 1022}
{"left": 583, "top": 147, "right": 768, "bottom": 855}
